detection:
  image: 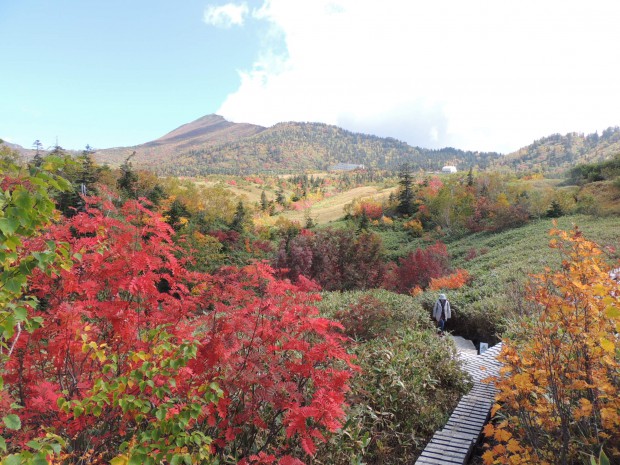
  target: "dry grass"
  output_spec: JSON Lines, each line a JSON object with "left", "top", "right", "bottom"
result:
{"left": 280, "top": 185, "right": 396, "bottom": 224}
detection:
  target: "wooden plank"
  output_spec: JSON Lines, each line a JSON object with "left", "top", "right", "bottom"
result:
{"left": 414, "top": 342, "right": 503, "bottom": 465}
{"left": 423, "top": 443, "right": 470, "bottom": 458}
{"left": 419, "top": 449, "right": 467, "bottom": 464}
{"left": 425, "top": 441, "right": 472, "bottom": 454}
{"left": 429, "top": 435, "right": 473, "bottom": 447}
{"left": 416, "top": 456, "right": 462, "bottom": 465}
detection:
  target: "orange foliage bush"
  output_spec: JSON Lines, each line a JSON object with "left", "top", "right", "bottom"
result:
{"left": 355, "top": 201, "right": 384, "bottom": 220}
{"left": 428, "top": 269, "right": 471, "bottom": 290}
{"left": 483, "top": 227, "right": 620, "bottom": 465}
{"left": 403, "top": 219, "right": 423, "bottom": 237}
{"left": 409, "top": 286, "right": 423, "bottom": 297}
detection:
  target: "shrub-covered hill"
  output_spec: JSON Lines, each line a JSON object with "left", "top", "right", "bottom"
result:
{"left": 497, "top": 126, "right": 620, "bottom": 173}
{"left": 85, "top": 115, "right": 501, "bottom": 174}
{"left": 411, "top": 214, "right": 620, "bottom": 343}
{"left": 151, "top": 121, "right": 501, "bottom": 175}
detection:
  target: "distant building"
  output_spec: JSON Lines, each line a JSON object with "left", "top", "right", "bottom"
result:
{"left": 441, "top": 165, "right": 457, "bottom": 173}
{"left": 330, "top": 163, "right": 366, "bottom": 171}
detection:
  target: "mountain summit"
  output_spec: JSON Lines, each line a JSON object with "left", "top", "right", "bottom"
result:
{"left": 148, "top": 114, "right": 265, "bottom": 148}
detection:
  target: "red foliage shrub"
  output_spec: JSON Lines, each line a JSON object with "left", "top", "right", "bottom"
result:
{"left": 276, "top": 229, "right": 385, "bottom": 291}
{"left": 4, "top": 198, "right": 353, "bottom": 464}
{"left": 390, "top": 242, "right": 451, "bottom": 293}
{"left": 355, "top": 201, "right": 384, "bottom": 220}
{"left": 209, "top": 229, "right": 241, "bottom": 246}
{"left": 466, "top": 197, "right": 529, "bottom": 232}
{"left": 334, "top": 295, "right": 390, "bottom": 341}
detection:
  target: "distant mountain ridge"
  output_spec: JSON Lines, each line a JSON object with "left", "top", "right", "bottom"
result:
{"left": 95, "top": 115, "right": 501, "bottom": 175}
{"left": 4, "top": 115, "right": 620, "bottom": 175}
{"left": 497, "top": 127, "right": 620, "bottom": 172}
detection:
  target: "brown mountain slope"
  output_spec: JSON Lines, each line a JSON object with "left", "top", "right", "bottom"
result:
{"left": 95, "top": 114, "right": 265, "bottom": 167}
{"left": 148, "top": 114, "right": 265, "bottom": 148}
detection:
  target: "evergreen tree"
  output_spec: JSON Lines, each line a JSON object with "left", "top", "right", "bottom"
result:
{"left": 49, "top": 141, "right": 66, "bottom": 157}
{"left": 467, "top": 167, "right": 474, "bottom": 187}
{"left": 165, "top": 199, "right": 191, "bottom": 231}
{"left": 276, "top": 187, "right": 286, "bottom": 205}
{"left": 117, "top": 153, "right": 138, "bottom": 199}
{"left": 396, "top": 164, "right": 416, "bottom": 216}
{"left": 260, "top": 190, "right": 269, "bottom": 211}
{"left": 230, "top": 200, "right": 247, "bottom": 233}
{"left": 547, "top": 200, "right": 564, "bottom": 218}
{"left": 304, "top": 209, "right": 316, "bottom": 229}
{"left": 357, "top": 209, "right": 369, "bottom": 232}
{"left": 31, "top": 140, "right": 44, "bottom": 167}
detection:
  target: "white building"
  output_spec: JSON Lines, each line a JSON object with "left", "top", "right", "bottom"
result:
{"left": 441, "top": 165, "right": 458, "bottom": 174}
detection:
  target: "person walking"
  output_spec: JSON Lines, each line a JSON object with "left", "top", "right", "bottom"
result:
{"left": 433, "top": 293, "right": 451, "bottom": 336}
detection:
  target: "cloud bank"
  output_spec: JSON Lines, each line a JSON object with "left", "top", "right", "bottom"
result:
{"left": 203, "top": 2, "right": 249, "bottom": 28}
{"left": 216, "top": 0, "right": 620, "bottom": 152}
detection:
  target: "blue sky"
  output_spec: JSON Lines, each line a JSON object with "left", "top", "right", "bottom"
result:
{"left": 0, "top": 0, "right": 263, "bottom": 150}
{"left": 2, "top": 1, "right": 620, "bottom": 153}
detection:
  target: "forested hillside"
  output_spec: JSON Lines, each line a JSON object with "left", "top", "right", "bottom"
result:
{"left": 498, "top": 126, "right": 620, "bottom": 173}
{"left": 153, "top": 121, "right": 501, "bottom": 175}
{"left": 8, "top": 115, "right": 500, "bottom": 174}
{"left": 10, "top": 118, "right": 620, "bottom": 176}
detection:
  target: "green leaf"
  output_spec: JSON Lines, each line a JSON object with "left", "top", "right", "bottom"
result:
{"left": 73, "top": 405, "right": 84, "bottom": 417}
{"left": 155, "top": 408, "right": 166, "bottom": 421}
{"left": 0, "top": 218, "right": 19, "bottom": 236}
{"left": 2, "top": 414, "right": 21, "bottom": 430}
{"left": 13, "top": 306, "right": 28, "bottom": 322}
{"left": 4, "top": 454, "right": 22, "bottom": 465}
{"left": 0, "top": 436, "right": 6, "bottom": 452}
{"left": 128, "top": 454, "right": 147, "bottom": 465}
{"left": 600, "top": 449, "right": 610, "bottom": 465}
{"left": 26, "top": 440, "right": 42, "bottom": 450}
{"left": 32, "top": 452, "right": 49, "bottom": 465}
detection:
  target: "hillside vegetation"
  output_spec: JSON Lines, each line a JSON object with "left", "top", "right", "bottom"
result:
{"left": 154, "top": 121, "right": 501, "bottom": 175}
{"left": 9, "top": 117, "right": 620, "bottom": 177}
{"left": 498, "top": 126, "right": 620, "bottom": 173}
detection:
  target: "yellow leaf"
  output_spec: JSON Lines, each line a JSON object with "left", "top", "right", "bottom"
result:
{"left": 495, "top": 428, "right": 512, "bottom": 442}
{"left": 482, "top": 450, "right": 495, "bottom": 465}
{"left": 110, "top": 455, "right": 129, "bottom": 465}
{"left": 506, "top": 438, "right": 521, "bottom": 453}
{"left": 605, "top": 305, "right": 620, "bottom": 319}
{"left": 601, "top": 338, "right": 615, "bottom": 353}
{"left": 491, "top": 403, "right": 501, "bottom": 416}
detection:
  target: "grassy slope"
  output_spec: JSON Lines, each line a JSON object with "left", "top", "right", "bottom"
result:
{"left": 344, "top": 215, "right": 620, "bottom": 343}
{"left": 424, "top": 215, "right": 619, "bottom": 342}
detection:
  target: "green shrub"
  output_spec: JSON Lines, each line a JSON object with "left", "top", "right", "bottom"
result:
{"left": 318, "top": 289, "right": 432, "bottom": 335}
{"left": 315, "top": 290, "right": 471, "bottom": 464}
{"left": 315, "top": 328, "right": 471, "bottom": 464}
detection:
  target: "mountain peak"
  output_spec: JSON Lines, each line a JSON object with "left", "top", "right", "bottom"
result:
{"left": 138, "top": 114, "right": 265, "bottom": 149}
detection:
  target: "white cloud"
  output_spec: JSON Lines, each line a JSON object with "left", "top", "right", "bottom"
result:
{"left": 218, "top": 0, "right": 620, "bottom": 152}
{"left": 204, "top": 2, "right": 249, "bottom": 28}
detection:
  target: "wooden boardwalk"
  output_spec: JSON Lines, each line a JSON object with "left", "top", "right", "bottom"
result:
{"left": 415, "top": 341, "right": 503, "bottom": 465}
